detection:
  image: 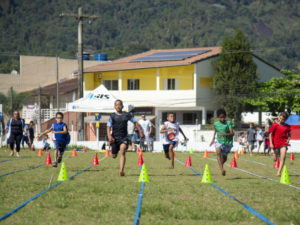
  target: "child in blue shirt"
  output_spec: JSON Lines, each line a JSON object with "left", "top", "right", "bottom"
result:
{"left": 38, "top": 112, "right": 69, "bottom": 167}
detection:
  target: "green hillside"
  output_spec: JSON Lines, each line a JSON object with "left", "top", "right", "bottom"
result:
{"left": 1, "top": 0, "right": 300, "bottom": 72}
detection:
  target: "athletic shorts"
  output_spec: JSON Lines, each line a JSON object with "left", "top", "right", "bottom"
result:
{"left": 54, "top": 140, "right": 66, "bottom": 155}
{"left": 258, "top": 140, "right": 263, "bottom": 146}
{"left": 163, "top": 141, "right": 177, "bottom": 154}
{"left": 22, "top": 136, "right": 29, "bottom": 145}
{"left": 215, "top": 140, "right": 233, "bottom": 156}
{"left": 111, "top": 138, "right": 129, "bottom": 154}
{"left": 277, "top": 146, "right": 288, "bottom": 152}
{"left": 248, "top": 141, "right": 256, "bottom": 147}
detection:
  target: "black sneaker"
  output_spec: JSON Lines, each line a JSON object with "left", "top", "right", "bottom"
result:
{"left": 57, "top": 155, "right": 62, "bottom": 163}
{"left": 52, "top": 161, "right": 58, "bottom": 167}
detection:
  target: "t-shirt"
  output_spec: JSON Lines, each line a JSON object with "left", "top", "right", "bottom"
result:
{"left": 269, "top": 123, "right": 291, "bottom": 149}
{"left": 28, "top": 126, "right": 34, "bottom": 138}
{"left": 52, "top": 122, "right": 68, "bottom": 144}
{"left": 247, "top": 128, "right": 256, "bottom": 142}
{"left": 138, "top": 119, "right": 152, "bottom": 136}
{"left": 163, "top": 121, "right": 180, "bottom": 144}
{"left": 256, "top": 128, "right": 263, "bottom": 141}
{"left": 7, "top": 118, "right": 25, "bottom": 136}
{"left": 107, "top": 112, "right": 136, "bottom": 139}
{"left": 0, "top": 115, "right": 3, "bottom": 133}
{"left": 214, "top": 120, "right": 234, "bottom": 145}
{"left": 23, "top": 125, "right": 28, "bottom": 136}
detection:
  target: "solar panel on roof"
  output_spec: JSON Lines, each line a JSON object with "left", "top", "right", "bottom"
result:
{"left": 130, "top": 49, "right": 211, "bottom": 62}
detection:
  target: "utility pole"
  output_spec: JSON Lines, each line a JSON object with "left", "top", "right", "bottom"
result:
{"left": 59, "top": 8, "right": 99, "bottom": 141}
{"left": 10, "top": 87, "right": 13, "bottom": 117}
{"left": 56, "top": 56, "right": 60, "bottom": 111}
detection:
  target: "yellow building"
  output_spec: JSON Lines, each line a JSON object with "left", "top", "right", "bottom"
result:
{"left": 84, "top": 47, "right": 283, "bottom": 141}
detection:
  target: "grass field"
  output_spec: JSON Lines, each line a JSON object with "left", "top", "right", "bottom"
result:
{"left": 0, "top": 148, "right": 300, "bottom": 225}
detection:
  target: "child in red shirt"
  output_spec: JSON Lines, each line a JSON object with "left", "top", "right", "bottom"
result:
{"left": 269, "top": 112, "right": 291, "bottom": 177}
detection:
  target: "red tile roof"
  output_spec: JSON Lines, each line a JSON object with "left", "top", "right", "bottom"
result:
{"left": 84, "top": 47, "right": 221, "bottom": 72}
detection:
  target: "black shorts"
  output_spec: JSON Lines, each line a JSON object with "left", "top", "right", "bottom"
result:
{"left": 54, "top": 140, "right": 66, "bottom": 155}
{"left": 22, "top": 136, "right": 29, "bottom": 145}
{"left": 111, "top": 138, "right": 129, "bottom": 154}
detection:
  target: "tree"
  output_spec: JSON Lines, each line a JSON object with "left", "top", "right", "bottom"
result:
{"left": 245, "top": 69, "right": 300, "bottom": 115}
{"left": 213, "top": 29, "right": 258, "bottom": 126}
{"left": 0, "top": 90, "right": 31, "bottom": 117}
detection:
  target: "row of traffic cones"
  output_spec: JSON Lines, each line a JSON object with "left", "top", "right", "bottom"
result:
{"left": 136, "top": 149, "right": 149, "bottom": 182}
{"left": 184, "top": 154, "right": 212, "bottom": 183}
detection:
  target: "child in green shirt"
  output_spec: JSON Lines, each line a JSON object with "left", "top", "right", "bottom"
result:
{"left": 209, "top": 109, "right": 234, "bottom": 176}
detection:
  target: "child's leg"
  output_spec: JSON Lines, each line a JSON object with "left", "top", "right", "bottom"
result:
{"left": 54, "top": 149, "right": 59, "bottom": 162}
{"left": 168, "top": 145, "right": 174, "bottom": 169}
{"left": 216, "top": 147, "right": 225, "bottom": 175}
{"left": 119, "top": 143, "right": 127, "bottom": 176}
{"left": 273, "top": 149, "right": 278, "bottom": 162}
{"left": 277, "top": 147, "right": 287, "bottom": 176}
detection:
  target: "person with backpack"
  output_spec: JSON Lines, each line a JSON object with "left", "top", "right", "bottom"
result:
{"left": 38, "top": 112, "right": 70, "bottom": 167}
{"left": 6, "top": 111, "right": 26, "bottom": 157}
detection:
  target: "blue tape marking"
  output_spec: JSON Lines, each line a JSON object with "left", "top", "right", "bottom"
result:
{"left": 0, "top": 165, "right": 94, "bottom": 221}
{"left": 0, "top": 157, "right": 28, "bottom": 163}
{"left": 0, "top": 164, "right": 44, "bottom": 178}
{"left": 175, "top": 158, "right": 275, "bottom": 225}
{"left": 133, "top": 182, "right": 145, "bottom": 225}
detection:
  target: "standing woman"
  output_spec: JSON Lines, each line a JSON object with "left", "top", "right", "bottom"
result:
{"left": 6, "top": 111, "right": 25, "bottom": 157}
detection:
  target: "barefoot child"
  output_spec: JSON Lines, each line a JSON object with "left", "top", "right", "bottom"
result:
{"left": 269, "top": 112, "right": 291, "bottom": 176}
{"left": 107, "top": 100, "right": 144, "bottom": 176}
{"left": 160, "top": 112, "right": 188, "bottom": 169}
{"left": 38, "top": 112, "right": 70, "bottom": 167}
{"left": 209, "top": 109, "right": 234, "bottom": 176}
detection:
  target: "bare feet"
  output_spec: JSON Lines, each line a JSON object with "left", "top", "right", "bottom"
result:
{"left": 276, "top": 173, "right": 281, "bottom": 177}
{"left": 16, "top": 152, "right": 20, "bottom": 157}
{"left": 10, "top": 151, "right": 14, "bottom": 157}
{"left": 222, "top": 170, "right": 226, "bottom": 176}
{"left": 120, "top": 171, "right": 125, "bottom": 176}
{"left": 169, "top": 165, "right": 174, "bottom": 169}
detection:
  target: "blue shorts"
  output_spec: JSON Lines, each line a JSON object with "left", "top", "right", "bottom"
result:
{"left": 215, "top": 140, "right": 233, "bottom": 156}
{"left": 128, "top": 134, "right": 135, "bottom": 142}
{"left": 54, "top": 140, "right": 66, "bottom": 154}
{"left": 163, "top": 141, "right": 177, "bottom": 154}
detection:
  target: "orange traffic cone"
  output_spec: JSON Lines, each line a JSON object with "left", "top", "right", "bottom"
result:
{"left": 290, "top": 152, "right": 294, "bottom": 161}
{"left": 203, "top": 150, "right": 208, "bottom": 158}
{"left": 38, "top": 149, "right": 43, "bottom": 157}
{"left": 138, "top": 154, "right": 144, "bottom": 166}
{"left": 235, "top": 151, "right": 239, "bottom": 159}
{"left": 139, "top": 150, "right": 143, "bottom": 157}
{"left": 185, "top": 154, "right": 192, "bottom": 167}
{"left": 230, "top": 156, "right": 237, "bottom": 168}
{"left": 273, "top": 157, "right": 280, "bottom": 168}
{"left": 83, "top": 146, "right": 87, "bottom": 153}
{"left": 45, "top": 152, "right": 52, "bottom": 165}
{"left": 92, "top": 153, "right": 99, "bottom": 165}
{"left": 241, "top": 148, "right": 245, "bottom": 155}
{"left": 72, "top": 148, "right": 77, "bottom": 157}
{"left": 173, "top": 150, "right": 176, "bottom": 158}
{"left": 105, "top": 149, "right": 110, "bottom": 157}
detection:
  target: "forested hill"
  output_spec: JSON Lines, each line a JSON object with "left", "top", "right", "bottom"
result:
{"left": 1, "top": 0, "right": 300, "bottom": 72}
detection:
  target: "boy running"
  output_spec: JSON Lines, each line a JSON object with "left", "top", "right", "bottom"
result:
{"left": 269, "top": 112, "right": 291, "bottom": 176}
{"left": 160, "top": 112, "right": 188, "bottom": 169}
{"left": 38, "top": 112, "right": 70, "bottom": 167}
{"left": 107, "top": 100, "right": 144, "bottom": 176}
{"left": 209, "top": 109, "right": 234, "bottom": 176}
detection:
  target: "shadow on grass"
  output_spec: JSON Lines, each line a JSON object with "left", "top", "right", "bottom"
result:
{"left": 225, "top": 177, "right": 259, "bottom": 180}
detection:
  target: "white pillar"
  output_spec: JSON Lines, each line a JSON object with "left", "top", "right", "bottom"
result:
{"left": 155, "top": 108, "right": 160, "bottom": 141}
{"left": 118, "top": 71, "right": 122, "bottom": 91}
{"left": 72, "top": 90, "right": 76, "bottom": 101}
{"left": 202, "top": 107, "right": 206, "bottom": 125}
{"left": 50, "top": 96, "right": 53, "bottom": 118}
{"left": 156, "top": 68, "right": 160, "bottom": 91}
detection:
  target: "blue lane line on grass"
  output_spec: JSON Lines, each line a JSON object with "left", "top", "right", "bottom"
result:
{"left": 0, "top": 165, "right": 94, "bottom": 222}
{"left": 206, "top": 157, "right": 300, "bottom": 190}
{"left": 0, "top": 164, "right": 44, "bottom": 178}
{"left": 133, "top": 182, "right": 145, "bottom": 225}
{"left": 0, "top": 157, "right": 27, "bottom": 163}
{"left": 175, "top": 158, "right": 275, "bottom": 225}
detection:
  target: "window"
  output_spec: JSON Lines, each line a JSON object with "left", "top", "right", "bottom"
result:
{"left": 127, "top": 79, "right": 139, "bottom": 90}
{"left": 163, "top": 78, "right": 179, "bottom": 90}
{"left": 183, "top": 113, "right": 198, "bottom": 125}
{"left": 103, "top": 80, "right": 118, "bottom": 90}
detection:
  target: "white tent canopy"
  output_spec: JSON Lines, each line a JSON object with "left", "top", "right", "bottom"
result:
{"left": 67, "top": 84, "right": 133, "bottom": 113}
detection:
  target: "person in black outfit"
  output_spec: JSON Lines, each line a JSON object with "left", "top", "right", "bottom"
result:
{"left": 107, "top": 100, "right": 144, "bottom": 176}
{"left": 7, "top": 111, "right": 25, "bottom": 157}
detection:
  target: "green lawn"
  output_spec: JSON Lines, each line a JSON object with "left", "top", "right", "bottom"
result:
{"left": 0, "top": 149, "right": 299, "bottom": 225}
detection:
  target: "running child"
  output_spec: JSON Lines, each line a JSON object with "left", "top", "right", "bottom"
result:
{"left": 107, "top": 100, "right": 144, "bottom": 176}
{"left": 209, "top": 109, "right": 234, "bottom": 176}
{"left": 38, "top": 112, "right": 70, "bottom": 167}
{"left": 160, "top": 112, "right": 188, "bottom": 169}
{"left": 269, "top": 112, "right": 291, "bottom": 176}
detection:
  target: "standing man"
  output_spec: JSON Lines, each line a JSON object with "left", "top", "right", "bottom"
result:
{"left": 138, "top": 114, "right": 153, "bottom": 152}
{"left": 7, "top": 111, "right": 25, "bottom": 157}
{"left": 246, "top": 123, "right": 256, "bottom": 156}
{"left": 0, "top": 112, "right": 5, "bottom": 149}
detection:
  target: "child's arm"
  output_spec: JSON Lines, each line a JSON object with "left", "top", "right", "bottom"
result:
{"left": 269, "top": 133, "right": 274, "bottom": 149}
{"left": 287, "top": 130, "right": 291, "bottom": 145}
{"left": 37, "top": 127, "right": 53, "bottom": 139}
{"left": 219, "top": 128, "right": 234, "bottom": 137}
{"left": 178, "top": 127, "right": 188, "bottom": 141}
{"left": 106, "top": 126, "right": 114, "bottom": 143}
{"left": 134, "top": 122, "right": 145, "bottom": 139}
{"left": 160, "top": 124, "right": 174, "bottom": 133}
{"left": 209, "top": 126, "right": 216, "bottom": 147}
